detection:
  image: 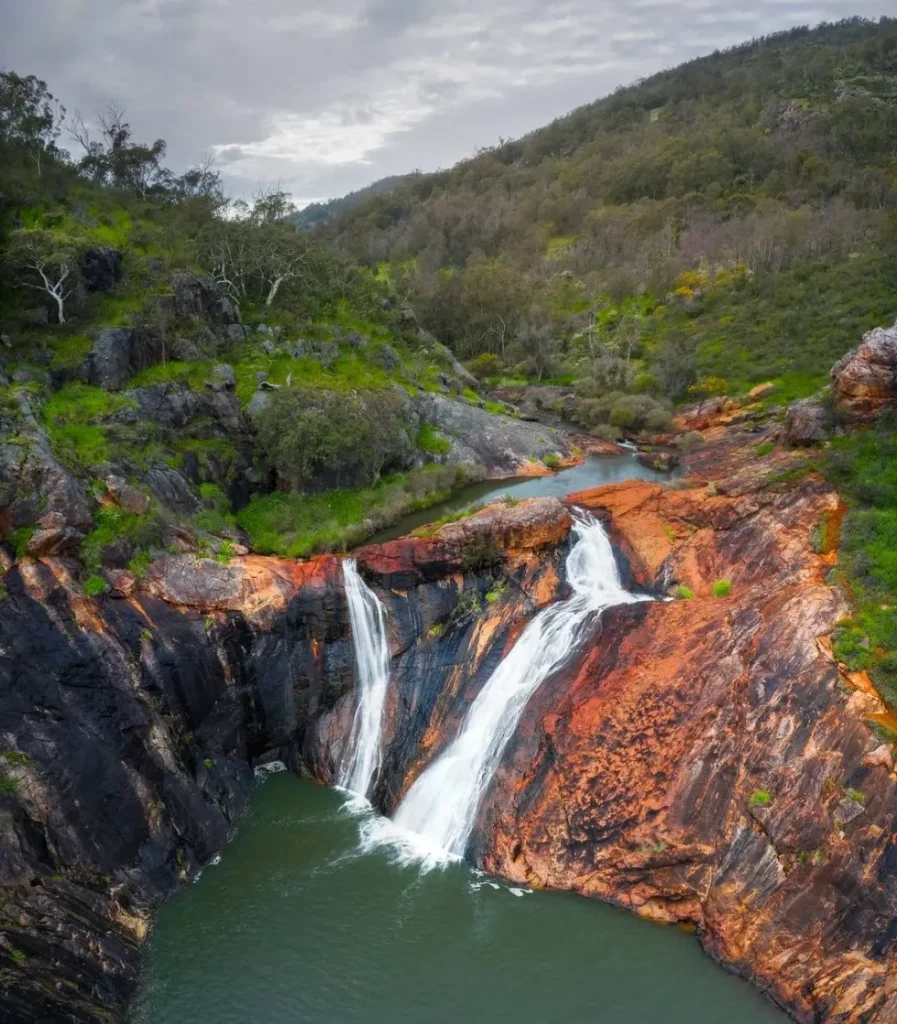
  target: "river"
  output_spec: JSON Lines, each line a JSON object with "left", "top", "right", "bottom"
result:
{"left": 367, "top": 452, "right": 675, "bottom": 545}
{"left": 132, "top": 774, "right": 787, "bottom": 1024}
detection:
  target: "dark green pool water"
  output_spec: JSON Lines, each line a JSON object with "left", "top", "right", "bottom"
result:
{"left": 132, "top": 775, "right": 787, "bottom": 1024}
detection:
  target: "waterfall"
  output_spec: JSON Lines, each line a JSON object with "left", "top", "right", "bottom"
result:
{"left": 362, "top": 512, "right": 641, "bottom": 866}
{"left": 338, "top": 559, "right": 391, "bottom": 800}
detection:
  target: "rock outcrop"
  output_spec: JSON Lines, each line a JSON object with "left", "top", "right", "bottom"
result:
{"left": 784, "top": 396, "right": 832, "bottom": 446}
{"left": 831, "top": 318, "right": 897, "bottom": 423}
{"left": 418, "top": 393, "right": 570, "bottom": 475}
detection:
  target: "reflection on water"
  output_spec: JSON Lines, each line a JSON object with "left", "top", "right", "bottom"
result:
{"left": 133, "top": 775, "right": 786, "bottom": 1024}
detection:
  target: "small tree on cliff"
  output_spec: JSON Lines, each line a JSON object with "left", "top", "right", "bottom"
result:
{"left": 687, "top": 376, "right": 728, "bottom": 414}
{"left": 5, "top": 228, "right": 85, "bottom": 324}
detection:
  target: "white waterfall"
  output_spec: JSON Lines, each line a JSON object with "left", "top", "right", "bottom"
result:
{"left": 361, "top": 511, "right": 642, "bottom": 867}
{"left": 338, "top": 559, "right": 391, "bottom": 800}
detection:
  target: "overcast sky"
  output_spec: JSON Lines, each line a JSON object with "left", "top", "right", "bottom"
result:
{"left": 2, "top": 1, "right": 892, "bottom": 206}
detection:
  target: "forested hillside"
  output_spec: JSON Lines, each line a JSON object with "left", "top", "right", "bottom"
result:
{"left": 325, "top": 17, "right": 897, "bottom": 431}
{"left": 291, "top": 173, "right": 422, "bottom": 230}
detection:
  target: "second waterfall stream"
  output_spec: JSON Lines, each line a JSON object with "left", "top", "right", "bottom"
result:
{"left": 338, "top": 559, "right": 392, "bottom": 801}
{"left": 346, "top": 512, "right": 643, "bottom": 867}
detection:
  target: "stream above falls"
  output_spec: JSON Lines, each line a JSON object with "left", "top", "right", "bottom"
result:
{"left": 132, "top": 774, "right": 787, "bottom": 1024}
{"left": 366, "top": 452, "right": 676, "bottom": 546}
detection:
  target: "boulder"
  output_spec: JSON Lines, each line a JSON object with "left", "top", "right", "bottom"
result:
{"left": 25, "top": 512, "right": 86, "bottom": 557}
{"left": 209, "top": 363, "right": 236, "bottom": 391}
{"left": 831, "top": 319, "right": 897, "bottom": 423}
{"left": 169, "top": 271, "right": 240, "bottom": 328}
{"left": 85, "top": 328, "right": 133, "bottom": 391}
{"left": 784, "top": 397, "right": 831, "bottom": 447}
{"left": 748, "top": 381, "right": 776, "bottom": 400}
{"left": 81, "top": 247, "right": 123, "bottom": 293}
{"left": 245, "top": 391, "right": 271, "bottom": 418}
{"left": 125, "top": 383, "right": 201, "bottom": 430}
{"left": 637, "top": 450, "right": 680, "bottom": 472}
{"left": 225, "top": 324, "right": 247, "bottom": 345}
{"left": 105, "top": 475, "right": 150, "bottom": 515}
{"left": 145, "top": 466, "right": 201, "bottom": 514}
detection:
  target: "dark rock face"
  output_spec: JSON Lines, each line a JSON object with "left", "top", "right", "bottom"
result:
{"left": 167, "top": 272, "right": 240, "bottom": 328}
{"left": 0, "top": 392, "right": 92, "bottom": 534}
{"left": 81, "top": 248, "right": 123, "bottom": 293}
{"left": 85, "top": 328, "right": 135, "bottom": 391}
{"left": 0, "top": 553, "right": 355, "bottom": 1024}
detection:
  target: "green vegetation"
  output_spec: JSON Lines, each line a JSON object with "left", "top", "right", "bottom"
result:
{"left": 42, "top": 385, "right": 130, "bottom": 470}
{"left": 823, "top": 420, "right": 897, "bottom": 704}
{"left": 711, "top": 580, "right": 732, "bottom": 598}
{"left": 542, "top": 453, "right": 561, "bottom": 469}
{"left": 844, "top": 787, "right": 866, "bottom": 806}
{"left": 82, "top": 506, "right": 163, "bottom": 573}
{"left": 139, "top": 628, "right": 153, "bottom": 642}
{"left": 9, "top": 949, "right": 25, "bottom": 965}
{"left": 254, "top": 387, "right": 410, "bottom": 491}
{"left": 1, "top": 751, "right": 29, "bottom": 766}
{"left": 236, "top": 466, "right": 473, "bottom": 557}
{"left": 672, "top": 584, "right": 695, "bottom": 600}
{"left": 83, "top": 574, "right": 108, "bottom": 597}
{"left": 750, "top": 790, "right": 772, "bottom": 807}
{"left": 755, "top": 442, "right": 775, "bottom": 457}
{"left": 417, "top": 422, "right": 452, "bottom": 456}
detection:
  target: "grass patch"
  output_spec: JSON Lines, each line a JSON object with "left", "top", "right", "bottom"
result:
{"left": 754, "top": 441, "right": 774, "bottom": 457}
{"left": 750, "top": 789, "right": 772, "bottom": 807}
{"left": 49, "top": 333, "right": 93, "bottom": 370}
{"left": 822, "top": 418, "right": 897, "bottom": 705}
{"left": 711, "top": 579, "right": 732, "bottom": 598}
{"left": 417, "top": 422, "right": 452, "bottom": 456}
{"left": 236, "top": 465, "right": 473, "bottom": 557}
{"left": 672, "top": 584, "right": 695, "bottom": 599}
{"left": 42, "top": 384, "right": 130, "bottom": 469}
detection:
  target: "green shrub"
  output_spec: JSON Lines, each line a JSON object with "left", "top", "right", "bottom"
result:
{"left": 417, "top": 422, "right": 452, "bottom": 456}
{"left": 711, "top": 579, "right": 732, "bottom": 598}
{"left": 542, "top": 453, "right": 561, "bottom": 469}
{"left": 82, "top": 506, "right": 163, "bottom": 573}
{"left": 466, "top": 353, "right": 501, "bottom": 379}
{"left": 462, "top": 534, "right": 503, "bottom": 572}
{"left": 750, "top": 789, "right": 772, "bottom": 807}
{"left": 255, "top": 386, "right": 410, "bottom": 491}
{"left": 672, "top": 584, "right": 695, "bottom": 599}
{"left": 84, "top": 574, "right": 108, "bottom": 597}
{"left": 755, "top": 441, "right": 775, "bottom": 457}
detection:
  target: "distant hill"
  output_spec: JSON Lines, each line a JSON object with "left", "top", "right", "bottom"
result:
{"left": 323, "top": 17, "right": 897, "bottom": 405}
{"left": 291, "top": 173, "right": 423, "bottom": 230}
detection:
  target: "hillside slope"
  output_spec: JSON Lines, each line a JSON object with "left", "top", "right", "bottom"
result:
{"left": 324, "top": 17, "right": 897, "bottom": 413}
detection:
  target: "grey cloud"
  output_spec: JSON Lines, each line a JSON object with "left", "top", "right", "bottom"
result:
{"left": 1, "top": 0, "right": 892, "bottom": 204}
